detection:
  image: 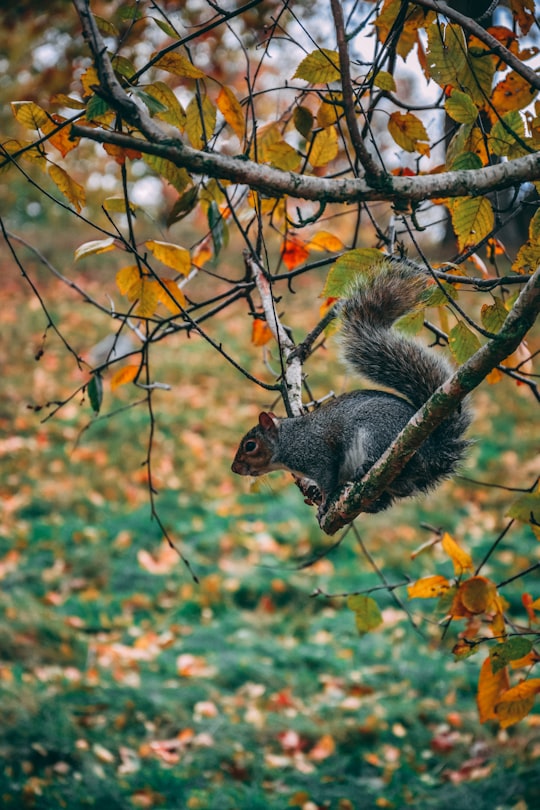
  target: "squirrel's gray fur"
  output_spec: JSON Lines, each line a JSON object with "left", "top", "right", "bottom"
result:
{"left": 231, "top": 259, "right": 471, "bottom": 514}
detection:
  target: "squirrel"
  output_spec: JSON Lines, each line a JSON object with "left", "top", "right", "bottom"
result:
{"left": 231, "top": 259, "right": 471, "bottom": 515}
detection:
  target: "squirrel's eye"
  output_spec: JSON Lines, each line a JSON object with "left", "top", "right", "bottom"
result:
{"left": 244, "top": 439, "right": 258, "bottom": 453}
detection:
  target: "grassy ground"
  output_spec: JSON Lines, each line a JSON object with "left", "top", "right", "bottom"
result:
{"left": 1, "top": 247, "right": 539, "bottom": 809}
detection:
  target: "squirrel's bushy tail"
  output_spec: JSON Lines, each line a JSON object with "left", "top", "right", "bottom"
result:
{"left": 340, "top": 259, "right": 471, "bottom": 464}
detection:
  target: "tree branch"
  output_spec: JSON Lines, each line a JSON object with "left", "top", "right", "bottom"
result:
{"left": 329, "top": 0, "right": 383, "bottom": 181}
{"left": 70, "top": 124, "right": 540, "bottom": 204}
{"left": 410, "top": 0, "right": 540, "bottom": 93}
{"left": 319, "top": 266, "right": 540, "bottom": 535}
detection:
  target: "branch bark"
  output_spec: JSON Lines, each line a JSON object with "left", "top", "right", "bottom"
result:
{"left": 71, "top": 0, "right": 540, "bottom": 205}
{"left": 319, "top": 265, "right": 540, "bottom": 535}
{"left": 410, "top": 0, "right": 540, "bottom": 93}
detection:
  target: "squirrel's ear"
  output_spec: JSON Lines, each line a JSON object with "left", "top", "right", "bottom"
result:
{"left": 258, "top": 411, "right": 279, "bottom": 431}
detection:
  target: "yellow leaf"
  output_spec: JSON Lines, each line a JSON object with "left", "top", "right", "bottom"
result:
{"left": 111, "top": 365, "right": 139, "bottom": 390}
{"left": 80, "top": 66, "right": 99, "bottom": 97}
{"left": 495, "top": 678, "right": 540, "bottom": 728}
{"left": 265, "top": 141, "right": 302, "bottom": 172}
{"left": 135, "top": 278, "right": 160, "bottom": 318}
{"left": 309, "top": 126, "right": 338, "bottom": 167}
{"left": 158, "top": 278, "right": 186, "bottom": 315}
{"left": 477, "top": 655, "right": 510, "bottom": 723}
{"left": 145, "top": 240, "right": 191, "bottom": 275}
{"left": 216, "top": 85, "right": 245, "bottom": 140}
{"left": 491, "top": 71, "right": 536, "bottom": 117}
{"left": 388, "top": 111, "right": 430, "bottom": 155}
{"left": 293, "top": 48, "right": 340, "bottom": 84}
{"left": 144, "top": 81, "right": 186, "bottom": 129}
{"left": 142, "top": 153, "right": 190, "bottom": 194}
{"left": 185, "top": 94, "right": 216, "bottom": 148}
{"left": 153, "top": 52, "right": 206, "bottom": 79}
{"left": 450, "top": 196, "right": 494, "bottom": 251}
{"left": 316, "top": 93, "right": 342, "bottom": 128}
{"left": 407, "top": 575, "right": 450, "bottom": 599}
{"left": 441, "top": 532, "right": 473, "bottom": 575}
{"left": 75, "top": 238, "right": 116, "bottom": 261}
{"left": 48, "top": 164, "right": 86, "bottom": 212}
{"left": 116, "top": 265, "right": 140, "bottom": 297}
{"left": 307, "top": 231, "right": 345, "bottom": 252}
{"left": 372, "top": 70, "right": 396, "bottom": 91}
{"left": 11, "top": 101, "right": 49, "bottom": 130}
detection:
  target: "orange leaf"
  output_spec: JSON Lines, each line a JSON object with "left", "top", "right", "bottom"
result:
{"left": 252, "top": 318, "right": 273, "bottom": 347}
{"left": 441, "top": 532, "right": 473, "bottom": 575}
{"left": 111, "top": 364, "right": 139, "bottom": 391}
{"left": 495, "top": 678, "right": 540, "bottom": 728}
{"left": 459, "top": 576, "right": 497, "bottom": 615}
{"left": 407, "top": 575, "right": 450, "bottom": 599}
{"left": 307, "top": 230, "right": 344, "bottom": 252}
{"left": 477, "top": 655, "right": 510, "bottom": 723}
{"left": 281, "top": 237, "right": 309, "bottom": 271}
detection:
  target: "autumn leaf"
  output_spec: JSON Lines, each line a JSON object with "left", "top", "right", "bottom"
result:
{"left": 347, "top": 594, "right": 383, "bottom": 636}
{"left": 135, "top": 277, "right": 160, "bottom": 318}
{"left": 185, "top": 94, "right": 217, "bottom": 148}
{"left": 217, "top": 85, "right": 245, "bottom": 140}
{"left": 142, "top": 81, "right": 186, "bottom": 129}
{"left": 445, "top": 90, "right": 478, "bottom": 125}
{"left": 293, "top": 48, "right": 340, "bottom": 83}
{"left": 48, "top": 164, "right": 86, "bottom": 212}
{"left": 153, "top": 52, "right": 206, "bottom": 79}
{"left": 490, "top": 637, "right": 533, "bottom": 674}
{"left": 307, "top": 231, "right": 344, "bottom": 252}
{"left": 495, "top": 678, "right": 540, "bottom": 728}
{"left": 75, "top": 237, "right": 116, "bottom": 261}
{"left": 388, "top": 111, "right": 430, "bottom": 155}
{"left": 408, "top": 575, "right": 450, "bottom": 599}
{"left": 110, "top": 364, "right": 139, "bottom": 391}
{"left": 450, "top": 196, "right": 495, "bottom": 251}
{"left": 11, "top": 100, "right": 49, "bottom": 129}
{"left": 322, "top": 248, "right": 385, "bottom": 298}
{"left": 157, "top": 279, "right": 186, "bottom": 315}
{"left": 145, "top": 240, "right": 191, "bottom": 275}
{"left": 441, "top": 532, "right": 473, "bottom": 576}
{"left": 116, "top": 265, "right": 141, "bottom": 297}
{"left": 293, "top": 105, "right": 313, "bottom": 138}
{"left": 252, "top": 318, "right": 273, "bottom": 347}
{"left": 477, "top": 655, "right": 510, "bottom": 723}
{"left": 309, "top": 126, "right": 339, "bottom": 167}
{"left": 458, "top": 577, "right": 497, "bottom": 615}
{"left": 491, "top": 71, "right": 536, "bottom": 118}
{"left": 281, "top": 237, "right": 310, "bottom": 271}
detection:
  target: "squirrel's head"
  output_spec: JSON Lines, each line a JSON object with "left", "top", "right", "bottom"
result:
{"left": 231, "top": 412, "right": 280, "bottom": 476}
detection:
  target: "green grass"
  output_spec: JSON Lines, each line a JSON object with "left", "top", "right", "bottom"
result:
{"left": 1, "top": 265, "right": 539, "bottom": 809}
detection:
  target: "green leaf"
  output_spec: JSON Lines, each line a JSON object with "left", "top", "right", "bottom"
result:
{"left": 507, "top": 493, "right": 540, "bottom": 524}
{"left": 166, "top": 186, "right": 199, "bottom": 227}
{"left": 481, "top": 297, "right": 508, "bottom": 333}
{"left": 151, "top": 17, "right": 178, "bottom": 38}
{"left": 490, "top": 111, "right": 525, "bottom": 157}
{"left": 293, "top": 106, "right": 313, "bottom": 139}
{"left": 448, "top": 321, "right": 481, "bottom": 364}
{"left": 450, "top": 151, "right": 483, "bottom": 172}
{"left": 293, "top": 48, "right": 340, "bottom": 84}
{"left": 347, "top": 595, "right": 383, "bottom": 636}
{"left": 132, "top": 88, "right": 169, "bottom": 116}
{"left": 426, "top": 23, "right": 467, "bottom": 88}
{"left": 144, "top": 82, "right": 186, "bottom": 129}
{"left": 88, "top": 374, "right": 103, "bottom": 414}
{"left": 450, "top": 196, "right": 494, "bottom": 251}
{"left": 86, "top": 94, "right": 112, "bottom": 122}
{"left": 93, "top": 14, "right": 119, "bottom": 37}
{"left": 445, "top": 90, "right": 478, "bottom": 124}
{"left": 208, "top": 200, "right": 227, "bottom": 258}
{"left": 322, "top": 248, "right": 385, "bottom": 298}
{"left": 490, "top": 638, "right": 533, "bottom": 674}
{"left": 142, "top": 153, "right": 190, "bottom": 194}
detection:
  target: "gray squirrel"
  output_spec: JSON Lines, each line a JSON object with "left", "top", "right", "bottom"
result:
{"left": 231, "top": 259, "right": 471, "bottom": 514}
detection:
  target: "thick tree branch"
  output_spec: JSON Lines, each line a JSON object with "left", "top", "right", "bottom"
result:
{"left": 411, "top": 0, "right": 540, "bottom": 92}
{"left": 72, "top": 0, "right": 540, "bottom": 205}
{"left": 70, "top": 124, "right": 540, "bottom": 204}
{"left": 329, "top": 0, "right": 382, "bottom": 181}
{"left": 319, "top": 266, "right": 540, "bottom": 535}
